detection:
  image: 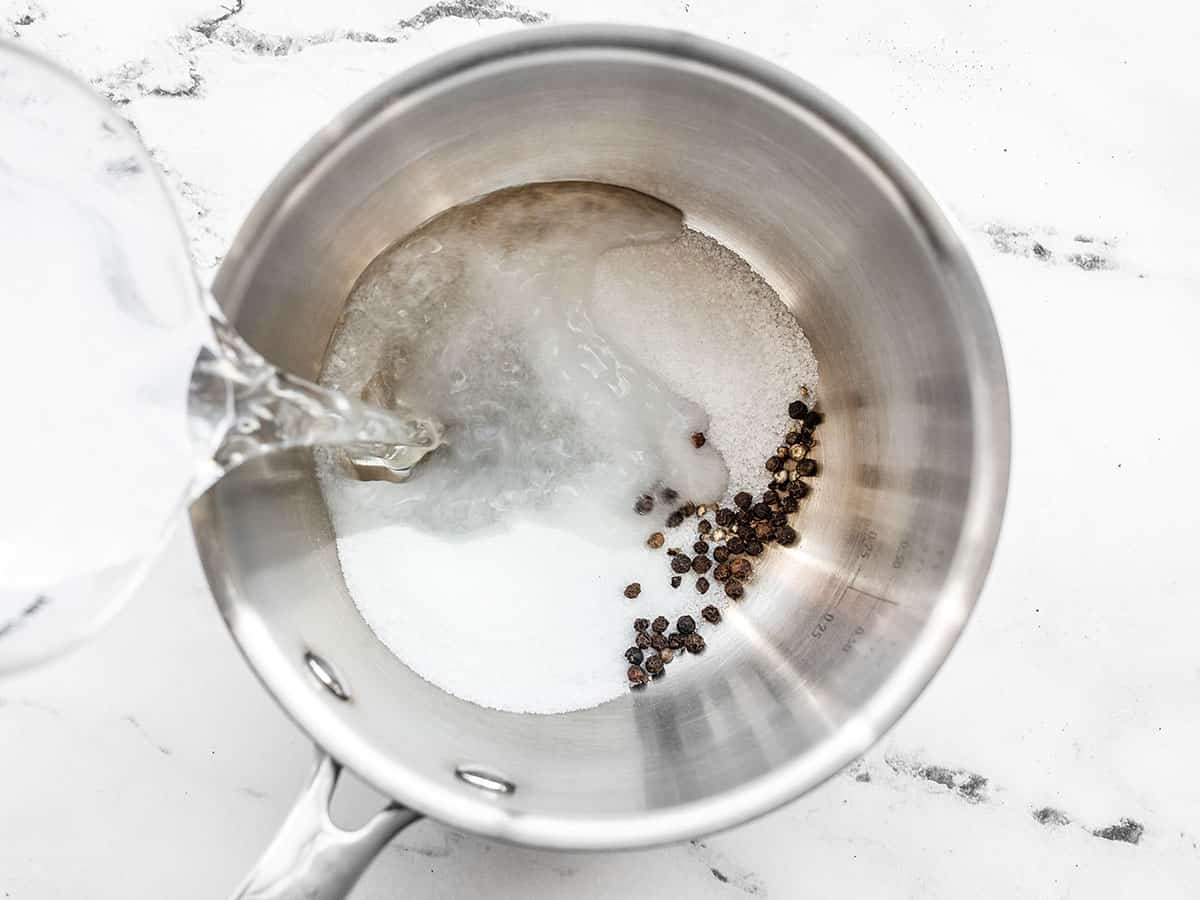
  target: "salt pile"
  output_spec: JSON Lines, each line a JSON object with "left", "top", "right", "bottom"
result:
{"left": 594, "top": 228, "right": 819, "bottom": 494}
{"left": 318, "top": 182, "right": 818, "bottom": 714}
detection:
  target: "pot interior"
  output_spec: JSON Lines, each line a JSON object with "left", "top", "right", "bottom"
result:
{"left": 193, "top": 30, "right": 1008, "bottom": 849}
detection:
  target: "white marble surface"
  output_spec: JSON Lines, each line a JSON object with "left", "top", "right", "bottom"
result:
{"left": 3, "top": 1, "right": 1199, "bottom": 897}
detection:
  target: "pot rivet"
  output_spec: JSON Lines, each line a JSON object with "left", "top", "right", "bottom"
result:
{"left": 455, "top": 766, "right": 516, "bottom": 795}
{"left": 304, "top": 650, "right": 350, "bottom": 701}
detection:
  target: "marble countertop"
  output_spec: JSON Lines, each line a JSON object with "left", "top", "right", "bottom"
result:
{"left": 3, "top": 1, "right": 1198, "bottom": 897}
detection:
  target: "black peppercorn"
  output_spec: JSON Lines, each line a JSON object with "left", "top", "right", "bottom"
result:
{"left": 696, "top": 576, "right": 710, "bottom": 594}
{"left": 770, "top": 510, "right": 788, "bottom": 527}
{"left": 785, "top": 430, "right": 801, "bottom": 446}
{"left": 692, "top": 555, "right": 711, "bottom": 575}
{"left": 788, "top": 399, "right": 809, "bottom": 420}
{"left": 624, "top": 582, "right": 641, "bottom": 599}
{"left": 650, "top": 633, "right": 668, "bottom": 652}
{"left": 628, "top": 665, "right": 649, "bottom": 688}
{"left": 803, "top": 409, "right": 824, "bottom": 429}
{"left": 693, "top": 540, "right": 709, "bottom": 555}
{"left": 796, "top": 458, "right": 818, "bottom": 477}
{"left": 782, "top": 495, "right": 799, "bottom": 513}
{"left": 735, "top": 510, "right": 752, "bottom": 527}
{"left": 697, "top": 519, "right": 712, "bottom": 534}
{"left": 734, "top": 491, "right": 753, "bottom": 510}
{"left": 634, "top": 617, "right": 651, "bottom": 633}
{"left": 713, "top": 562, "right": 732, "bottom": 582}
{"left": 671, "top": 554, "right": 692, "bottom": 574}
{"left": 677, "top": 615, "right": 696, "bottom": 635}
{"left": 652, "top": 615, "right": 670, "bottom": 633}
{"left": 625, "top": 646, "right": 644, "bottom": 665}
{"left": 691, "top": 431, "right": 706, "bottom": 448}
{"left": 702, "top": 605, "right": 721, "bottom": 624}
{"left": 645, "top": 654, "right": 665, "bottom": 677}
{"left": 724, "top": 578, "right": 744, "bottom": 599}
{"left": 683, "top": 632, "right": 706, "bottom": 654}
{"left": 636, "top": 631, "right": 652, "bottom": 650}
{"left": 727, "top": 536, "right": 746, "bottom": 554}
{"left": 659, "top": 486, "right": 679, "bottom": 503}
{"left": 715, "top": 508, "right": 736, "bottom": 528}
{"left": 730, "top": 558, "right": 752, "bottom": 579}
{"left": 668, "top": 632, "right": 685, "bottom": 650}
{"left": 681, "top": 502, "right": 696, "bottom": 517}
{"left": 745, "top": 540, "right": 764, "bottom": 557}
{"left": 751, "top": 502, "right": 771, "bottom": 520}
{"left": 791, "top": 481, "right": 811, "bottom": 499}
{"left": 713, "top": 545, "right": 730, "bottom": 563}
{"left": 647, "top": 532, "right": 665, "bottom": 549}
{"left": 796, "top": 427, "right": 814, "bottom": 447}
{"left": 765, "top": 455, "right": 782, "bottom": 473}
{"left": 753, "top": 521, "right": 774, "bottom": 541}
{"left": 670, "top": 575, "right": 682, "bottom": 588}
{"left": 775, "top": 525, "right": 798, "bottom": 546}
{"left": 762, "top": 489, "right": 779, "bottom": 506}
{"left": 634, "top": 494, "right": 654, "bottom": 515}
{"left": 666, "top": 510, "right": 684, "bottom": 528}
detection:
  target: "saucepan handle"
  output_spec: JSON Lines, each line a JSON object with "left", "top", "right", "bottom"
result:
{"left": 232, "top": 748, "right": 422, "bottom": 900}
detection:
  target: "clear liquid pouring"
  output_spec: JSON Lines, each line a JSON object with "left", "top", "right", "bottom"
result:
{"left": 0, "top": 42, "right": 443, "bottom": 670}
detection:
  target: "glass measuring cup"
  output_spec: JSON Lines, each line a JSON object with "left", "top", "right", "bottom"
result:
{"left": 0, "top": 42, "right": 441, "bottom": 673}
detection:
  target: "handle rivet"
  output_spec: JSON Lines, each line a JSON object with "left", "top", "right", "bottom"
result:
{"left": 455, "top": 766, "right": 515, "bottom": 794}
{"left": 305, "top": 651, "right": 350, "bottom": 701}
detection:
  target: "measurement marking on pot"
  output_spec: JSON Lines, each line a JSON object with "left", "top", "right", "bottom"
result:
{"left": 804, "top": 574, "right": 854, "bottom": 645}
{"left": 844, "top": 583, "right": 899, "bottom": 607}
{"left": 803, "top": 575, "right": 897, "bottom": 657}
{"left": 810, "top": 611, "right": 836, "bottom": 639}
{"left": 806, "top": 543, "right": 894, "bottom": 645}
{"left": 841, "top": 624, "right": 867, "bottom": 653}
{"left": 859, "top": 527, "right": 878, "bottom": 560}
{"left": 841, "top": 589, "right": 892, "bottom": 652}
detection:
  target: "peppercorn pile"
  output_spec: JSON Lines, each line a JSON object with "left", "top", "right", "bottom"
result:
{"left": 625, "top": 398, "right": 823, "bottom": 688}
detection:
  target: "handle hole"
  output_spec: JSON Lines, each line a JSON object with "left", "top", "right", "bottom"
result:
{"left": 328, "top": 766, "right": 394, "bottom": 830}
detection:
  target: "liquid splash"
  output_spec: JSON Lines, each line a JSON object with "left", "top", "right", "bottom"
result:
{"left": 189, "top": 300, "right": 444, "bottom": 497}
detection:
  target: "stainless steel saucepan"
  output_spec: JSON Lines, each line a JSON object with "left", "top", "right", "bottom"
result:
{"left": 191, "top": 25, "right": 1010, "bottom": 899}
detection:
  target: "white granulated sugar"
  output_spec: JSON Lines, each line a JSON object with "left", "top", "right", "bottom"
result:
{"left": 318, "top": 183, "right": 817, "bottom": 715}
{"left": 321, "top": 481, "right": 717, "bottom": 714}
{"left": 593, "top": 229, "right": 819, "bottom": 494}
